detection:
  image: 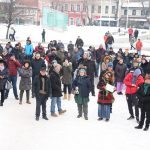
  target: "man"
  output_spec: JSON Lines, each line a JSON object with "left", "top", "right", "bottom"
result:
{"left": 134, "top": 29, "right": 139, "bottom": 41}
{"left": 50, "top": 63, "right": 66, "bottom": 117}
{"left": 128, "top": 26, "right": 133, "bottom": 41}
{"left": 75, "top": 36, "right": 84, "bottom": 48}
{"left": 42, "top": 29, "right": 46, "bottom": 43}
{"left": 6, "top": 53, "right": 21, "bottom": 100}
{"left": 33, "top": 67, "right": 51, "bottom": 121}
{"left": 106, "top": 34, "right": 114, "bottom": 51}
{"left": 136, "top": 39, "right": 143, "bottom": 56}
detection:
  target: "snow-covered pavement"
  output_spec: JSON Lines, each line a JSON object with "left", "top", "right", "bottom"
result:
{"left": 0, "top": 85, "right": 150, "bottom": 150}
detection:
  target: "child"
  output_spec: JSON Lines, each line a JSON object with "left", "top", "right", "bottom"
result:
{"left": 97, "top": 71, "right": 115, "bottom": 121}
{"left": 72, "top": 68, "right": 91, "bottom": 120}
{"left": 62, "top": 58, "right": 72, "bottom": 100}
{"left": 19, "top": 60, "right": 32, "bottom": 104}
{"left": 135, "top": 73, "right": 150, "bottom": 131}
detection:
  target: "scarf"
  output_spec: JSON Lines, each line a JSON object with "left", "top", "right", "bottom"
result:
{"left": 144, "top": 83, "right": 150, "bottom": 94}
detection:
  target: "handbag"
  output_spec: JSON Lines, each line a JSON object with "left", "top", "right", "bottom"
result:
{"left": 5, "top": 80, "right": 13, "bottom": 90}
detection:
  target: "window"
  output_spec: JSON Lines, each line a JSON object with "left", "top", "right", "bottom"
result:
{"left": 132, "top": 10, "right": 136, "bottom": 15}
{"left": 70, "top": 18, "right": 74, "bottom": 25}
{"left": 141, "top": 10, "right": 145, "bottom": 16}
{"left": 124, "top": 10, "right": 127, "bottom": 15}
{"left": 83, "top": 4, "right": 86, "bottom": 12}
{"left": 98, "top": 6, "right": 101, "bottom": 13}
{"left": 112, "top": 6, "right": 115, "bottom": 14}
{"left": 105, "top": 6, "right": 109, "bottom": 14}
{"left": 71, "top": 4, "right": 74, "bottom": 12}
{"left": 77, "top": 5, "right": 80, "bottom": 12}
{"left": 64, "top": 4, "right": 68, "bottom": 11}
{"left": 91, "top": 5, "right": 95, "bottom": 13}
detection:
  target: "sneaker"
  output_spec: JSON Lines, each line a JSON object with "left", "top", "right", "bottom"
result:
{"left": 77, "top": 115, "right": 82, "bottom": 118}
{"left": 127, "top": 116, "right": 134, "bottom": 120}
{"left": 35, "top": 117, "right": 39, "bottom": 121}
{"left": 59, "top": 109, "right": 66, "bottom": 115}
{"left": 98, "top": 118, "right": 103, "bottom": 121}
{"left": 51, "top": 113, "right": 58, "bottom": 117}
{"left": 43, "top": 116, "right": 49, "bottom": 120}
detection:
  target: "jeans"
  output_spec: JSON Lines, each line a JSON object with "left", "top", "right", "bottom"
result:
{"left": 107, "top": 44, "right": 112, "bottom": 51}
{"left": 50, "top": 97, "right": 62, "bottom": 113}
{"left": 117, "top": 82, "right": 124, "bottom": 93}
{"left": 98, "top": 104, "right": 111, "bottom": 119}
{"left": 137, "top": 50, "right": 141, "bottom": 56}
{"left": 5, "top": 76, "right": 18, "bottom": 98}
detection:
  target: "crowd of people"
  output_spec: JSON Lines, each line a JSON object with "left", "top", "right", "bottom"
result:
{"left": 0, "top": 33, "right": 150, "bottom": 131}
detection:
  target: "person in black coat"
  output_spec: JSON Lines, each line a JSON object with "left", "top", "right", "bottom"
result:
{"left": 50, "top": 64, "right": 66, "bottom": 117}
{"left": 135, "top": 73, "right": 150, "bottom": 131}
{"left": 141, "top": 58, "right": 149, "bottom": 76}
{"left": 0, "top": 59, "right": 8, "bottom": 106}
{"left": 31, "top": 53, "right": 46, "bottom": 98}
{"left": 67, "top": 41, "right": 74, "bottom": 57}
{"left": 75, "top": 36, "right": 84, "bottom": 48}
{"left": 33, "top": 67, "right": 51, "bottom": 121}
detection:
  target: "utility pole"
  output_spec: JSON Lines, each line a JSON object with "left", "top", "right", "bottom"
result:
{"left": 126, "top": 0, "right": 129, "bottom": 29}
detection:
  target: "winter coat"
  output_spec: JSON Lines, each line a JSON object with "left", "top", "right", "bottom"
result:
{"left": 57, "top": 50, "right": 65, "bottom": 64}
{"left": 8, "top": 59, "right": 21, "bottom": 76}
{"left": 67, "top": 44, "right": 74, "bottom": 56}
{"left": 62, "top": 62, "right": 72, "bottom": 85}
{"left": 72, "top": 76, "right": 91, "bottom": 98}
{"left": 34, "top": 46, "right": 45, "bottom": 53}
{"left": 19, "top": 67, "right": 32, "bottom": 90}
{"left": 141, "top": 61, "right": 149, "bottom": 76}
{"left": 31, "top": 58, "right": 46, "bottom": 77}
{"left": 50, "top": 71, "right": 62, "bottom": 97}
{"left": 115, "top": 63, "right": 127, "bottom": 82}
{"left": 0, "top": 68, "right": 8, "bottom": 90}
{"left": 124, "top": 73, "right": 144, "bottom": 94}
{"left": 134, "top": 30, "right": 139, "bottom": 38}
{"left": 97, "top": 77, "right": 114, "bottom": 105}
{"left": 137, "top": 84, "right": 150, "bottom": 111}
{"left": 75, "top": 38, "right": 84, "bottom": 48}
{"left": 33, "top": 74, "right": 51, "bottom": 99}
{"left": 25, "top": 44, "right": 34, "bottom": 56}
{"left": 106, "top": 36, "right": 114, "bottom": 44}
{"left": 95, "top": 48, "right": 105, "bottom": 63}
{"left": 136, "top": 41, "right": 143, "bottom": 51}
{"left": 128, "top": 28, "right": 133, "bottom": 35}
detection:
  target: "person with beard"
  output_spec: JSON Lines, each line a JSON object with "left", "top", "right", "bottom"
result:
{"left": 33, "top": 67, "right": 51, "bottom": 121}
{"left": 31, "top": 53, "right": 46, "bottom": 98}
{"left": 97, "top": 71, "right": 115, "bottom": 121}
{"left": 19, "top": 60, "right": 32, "bottom": 105}
{"left": 0, "top": 59, "right": 8, "bottom": 106}
{"left": 124, "top": 68, "right": 144, "bottom": 122}
{"left": 135, "top": 73, "right": 150, "bottom": 131}
{"left": 72, "top": 68, "right": 91, "bottom": 120}
{"left": 82, "top": 51, "right": 96, "bottom": 96}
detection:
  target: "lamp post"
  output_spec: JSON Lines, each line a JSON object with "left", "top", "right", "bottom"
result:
{"left": 126, "top": 0, "right": 129, "bottom": 29}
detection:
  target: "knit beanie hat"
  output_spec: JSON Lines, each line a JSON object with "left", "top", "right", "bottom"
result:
{"left": 133, "top": 68, "right": 141, "bottom": 77}
{"left": 108, "top": 62, "right": 113, "bottom": 68}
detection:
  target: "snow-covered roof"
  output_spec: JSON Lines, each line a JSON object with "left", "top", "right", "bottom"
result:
{"left": 122, "top": 1, "right": 149, "bottom": 8}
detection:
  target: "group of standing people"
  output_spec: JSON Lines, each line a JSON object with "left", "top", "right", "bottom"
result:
{"left": 0, "top": 32, "right": 150, "bottom": 131}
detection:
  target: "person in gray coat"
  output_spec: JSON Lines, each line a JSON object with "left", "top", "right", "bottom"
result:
{"left": 62, "top": 58, "right": 72, "bottom": 100}
{"left": 19, "top": 60, "right": 32, "bottom": 104}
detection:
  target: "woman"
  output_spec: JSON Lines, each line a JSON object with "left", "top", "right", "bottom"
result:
{"left": 97, "top": 71, "right": 115, "bottom": 121}
{"left": 135, "top": 73, "right": 150, "bottom": 131}
{"left": 19, "top": 60, "right": 32, "bottom": 104}
{"left": 0, "top": 59, "right": 8, "bottom": 106}
{"left": 72, "top": 68, "right": 91, "bottom": 120}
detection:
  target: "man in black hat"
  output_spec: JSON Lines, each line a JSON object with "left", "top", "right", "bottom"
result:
{"left": 33, "top": 67, "right": 51, "bottom": 121}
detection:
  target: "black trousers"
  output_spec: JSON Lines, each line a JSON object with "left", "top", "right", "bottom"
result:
{"left": 139, "top": 108, "right": 150, "bottom": 127}
{"left": 63, "top": 84, "right": 72, "bottom": 94}
{"left": 20, "top": 90, "right": 30, "bottom": 101}
{"left": 36, "top": 95, "right": 47, "bottom": 117}
{"left": 0, "top": 90, "right": 5, "bottom": 104}
{"left": 126, "top": 94, "right": 139, "bottom": 118}
{"left": 77, "top": 103, "right": 88, "bottom": 117}
{"left": 90, "top": 77, "right": 95, "bottom": 95}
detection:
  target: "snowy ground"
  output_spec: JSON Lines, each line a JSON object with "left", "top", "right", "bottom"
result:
{"left": 0, "top": 79, "right": 150, "bottom": 150}
{"left": 0, "top": 25, "right": 150, "bottom": 150}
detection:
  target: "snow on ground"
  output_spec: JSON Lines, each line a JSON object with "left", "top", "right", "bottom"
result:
{"left": 0, "top": 80, "right": 150, "bottom": 150}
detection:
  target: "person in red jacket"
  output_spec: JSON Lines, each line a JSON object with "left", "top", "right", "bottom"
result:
{"left": 5, "top": 53, "right": 21, "bottom": 100}
{"left": 124, "top": 68, "right": 144, "bottom": 122}
{"left": 128, "top": 27, "right": 133, "bottom": 41}
{"left": 136, "top": 39, "right": 143, "bottom": 56}
{"left": 34, "top": 43, "right": 45, "bottom": 53}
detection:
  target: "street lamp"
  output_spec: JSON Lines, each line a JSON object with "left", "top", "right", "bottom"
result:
{"left": 126, "top": 0, "right": 129, "bottom": 29}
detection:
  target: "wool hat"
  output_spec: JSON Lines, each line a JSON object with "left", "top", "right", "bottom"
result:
{"left": 79, "top": 68, "right": 86, "bottom": 73}
{"left": 108, "top": 62, "right": 113, "bottom": 68}
{"left": 133, "top": 68, "right": 141, "bottom": 77}
{"left": 40, "top": 67, "right": 46, "bottom": 71}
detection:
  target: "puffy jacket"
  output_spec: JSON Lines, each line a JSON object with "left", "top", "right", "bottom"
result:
{"left": 25, "top": 44, "right": 34, "bottom": 56}
{"left": 136, "top": 41, "right": 143, "bottom": 50}
{"left": 124, "top": 73, "right": 144, "bottom": 94}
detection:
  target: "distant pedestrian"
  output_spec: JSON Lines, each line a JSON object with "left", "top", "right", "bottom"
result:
{"left": 42, "top": 29, "right": 46, "bottom": 43}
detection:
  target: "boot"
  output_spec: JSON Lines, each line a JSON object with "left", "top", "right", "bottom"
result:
{"left": 19, "top": 101, "right": 22, "bottom": 105}
{"left": 143, "top": 125, "right": 149, "bottom": 131}
{"left": 51, "top": 112, "right": 58, "bottom": 117}
{"left": 135, "top": 125, "right": 143, "bottom": 129}
{"left": 43, "top": 116, "right": 49, "bottom": 120}
{"left": 26, "top": 100, "right": 31, "bottom": 104}
{"left": 68, "top": 94, "right": 71, "bottom": 100}
{"left": 63, "top": 94, "right": 67, "bottom": 100}
{"left": 59, "top": 109, "right": 66, "bottom": 115}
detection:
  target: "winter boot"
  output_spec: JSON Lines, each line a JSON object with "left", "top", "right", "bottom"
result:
{"left": 68, "top": 94, "right": 71, "bottom": 100}
{"left": 59, "top": 109, "right": 67, "bottom": 115}
{"left": 26, "top": 100, "right": 31, "bottom": 104}
{"left": 51, "top": 112, "right": 58, "bottom": 117}
{"left": 19, "top": 100, "right": 22, "bottom": 105}
{"left": 135, "top": 125, "right": 143, "bottom": 129}
{"left": 143, "top": 125, "right": 149, "bottom": 131}
{"left": 63, "top": 94, "right": 67, "bottom": 100}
